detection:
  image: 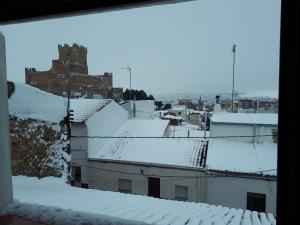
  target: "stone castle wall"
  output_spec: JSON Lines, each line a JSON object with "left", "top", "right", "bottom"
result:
{"left": 25, "top": 43, "right": 121, "bottom": 99}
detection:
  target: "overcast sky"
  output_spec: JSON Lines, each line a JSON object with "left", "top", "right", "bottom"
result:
{"left": 0, "top": 0, "right": 281, "bottom": 97}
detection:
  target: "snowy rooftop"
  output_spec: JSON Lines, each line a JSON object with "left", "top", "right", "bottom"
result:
{"left": 8, "top": 82, "right": 67, "bottom": 123}
{"left": 211, "top": 113, "right": 278, "bottom": 125}
{"left": 170, "top": 105, "right": 186, "bottom": 111}
{"left": 70, "top": 99, "right": 111, "bottom": 122}
{"left": 95, "top": 138, "right": 204, "bottom": 168}
{"left": 112, "top": 119, "right": 169, "bottom": 137}
{"left": 161, "top": 115, "right": 183, "bottom": 120}
{"left": 89, "top": 119, "right": 205, "bottom": 168}
{"left": 1, "top": 176, "right": 276, "bottom": 225}
{"left": 206, "top": 140, "right": 277, "bottom": 176}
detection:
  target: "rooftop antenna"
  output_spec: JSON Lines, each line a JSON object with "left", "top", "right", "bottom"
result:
{"left": 231, "top": 44, "right": 236, "bottom": 113}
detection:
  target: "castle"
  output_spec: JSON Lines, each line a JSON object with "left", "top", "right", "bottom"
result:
{"left": 25, "top": 43, "right": 123, "bottom": 99}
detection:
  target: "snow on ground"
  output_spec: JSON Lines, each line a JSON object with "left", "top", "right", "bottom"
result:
{"left": 211, "top": 113, "right": 278, "bottom": 125}
{"left": 8, "top": 82, "right": 67, "bottom": 123}
{"left": 70, "top": 98, "right": 111, "bottom": 122}
{"left": 206, "top": 140, "right": 277, "bottom": 176}
{"left": 1, "top": 176, "right": 276, "bottom": 225}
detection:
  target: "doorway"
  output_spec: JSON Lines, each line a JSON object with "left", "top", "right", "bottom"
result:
{"left": 148, "top": 177, "right": 160, "bottom": 198}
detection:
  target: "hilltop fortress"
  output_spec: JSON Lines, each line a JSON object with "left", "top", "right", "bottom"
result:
{"left": 25, "top": 43, "right": 123, "bottom": 99}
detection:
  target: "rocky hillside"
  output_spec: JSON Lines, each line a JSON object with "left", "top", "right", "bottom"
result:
{"left": 8, "top": 82, "right": 70, "bottom": 179}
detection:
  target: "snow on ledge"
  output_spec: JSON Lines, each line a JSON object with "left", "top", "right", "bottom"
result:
{"left": 1, "top": 201, "right": 148, "bottom": 225}
{"left": 0, "top": 176, "right": 277, "bottom": 225}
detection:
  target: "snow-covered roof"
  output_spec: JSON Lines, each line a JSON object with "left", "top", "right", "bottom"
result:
{"left": 211, "top": 113, "right": 278, "bottom": 125}
{"left": 112, "top": 119, "right": 169, "bottom": 137}
{"left": 95, "top": 138, "right": 203, "bottom": 168}
{"left": 206, "top": 140, "right": 277, "bottom": 176}
{"left": 8, "top": 82, "right": 67, "bottom": 123}
{"left": 89, "top": 119, "right": 205, "bottom": 168}
{"left": 161, "top": 115, "right": 183, "bottom": 120}
{"left": 70, "top": 98, "right": 111, "bottom": 122}
{"left": 3, "top": 176, "right": 276, "bottom": 225}
{"left": 170, "top": 105, "right": 186, "bottom": 111}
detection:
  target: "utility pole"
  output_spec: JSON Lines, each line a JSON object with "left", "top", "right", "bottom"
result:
{"left": 118, "top": 65, "right": 132, "bottom": 118}
{"left": 204, "top": 110, "right": 207, "bottom": 139}
{"left": 231, "top": 44, "right": 236, "bottom": 113}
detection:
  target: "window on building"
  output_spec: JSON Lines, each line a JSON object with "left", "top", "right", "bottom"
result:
{"left": 272, "top": 129, "right": 278, "bottom": 143}
{"left": 175, "top": 185, "right": 188, "bottom": 201}
{"left": 118, "top": 179, "right": 132, "bottom": 193}
{"left": 247, "top": 192, "right": 266, "bottom": 212}
{"left": 73, "top": 166, "right": 81, "bottom": 182}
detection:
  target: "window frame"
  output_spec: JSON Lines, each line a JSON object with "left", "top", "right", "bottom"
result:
{"left": 175, "top": 185, "right": 188, "bottom": 202}
{"left": 118, "top": 178, "right": 132, "bottom": 194}
{"left": 0, "top": 1, "right": 297, "bottom": 224}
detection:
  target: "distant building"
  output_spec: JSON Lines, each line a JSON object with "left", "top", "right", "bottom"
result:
{"left": 25, "top": 43, "right": 123, "bottom": 99}
{"left": 178, "top": 99, "right": 195, "bottom": 109}
{"left": 168, "top": 105, "right": 187, "bottom": 118}
{"left": 161, "top": 114, "right": 183, "bottom": 126}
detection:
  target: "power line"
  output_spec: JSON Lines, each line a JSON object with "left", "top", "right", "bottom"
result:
{"left": 71, "top": 162, "right": 277, "bottom": 180}
{"left": 71, "top": 134, "right": 274, "bottom": 139}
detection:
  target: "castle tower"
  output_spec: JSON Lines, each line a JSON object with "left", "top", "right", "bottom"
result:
{"left": 58, "top": 43, "right": 88, "bottom": 74}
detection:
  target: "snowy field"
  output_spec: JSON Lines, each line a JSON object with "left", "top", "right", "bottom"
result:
{"left": 0, "top": 176, "right": 276, "bottom": 225}
{"left": 8, "top": 82, "right": 67, "bottom": 123}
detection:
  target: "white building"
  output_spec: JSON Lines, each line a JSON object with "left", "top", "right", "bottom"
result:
{"left": 210, "top": 113, "right": 278, "bottom": 143}
{"left": 69, "top": 100, "right": 277, "bottom": 214}
{"left": 206, "top": 112, "right": 278, "bottom": 214}
{"left": 120, "top": 100, "right": 155, "bottom": 119}
{"left": 168, "top": 104, "right": 187, "bottom": 118}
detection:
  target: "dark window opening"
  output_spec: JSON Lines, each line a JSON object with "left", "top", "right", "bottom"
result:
{"left": 272, "top": 129, "right": 278, "bottom": 143}
{"left": 148, "top": 177, "right": 160, "bottom": 198}
{"left": 247, "top": 192, "right": 266, "bottom": 212}
{"left": 73, "top": 166, "right": 81, "bottom": 182}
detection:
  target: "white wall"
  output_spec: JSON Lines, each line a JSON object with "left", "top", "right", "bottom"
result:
{"left": 86, "top": 101, "right": 129, "bottom": 157}
{"left": 206, "top": 176, "right": 277, "bottom": 214}
{"left": 210, "top": 123, "right": 277, "bottom": 143}
{"left": 121, "top": 100, "right": 155, "bottom": 119}
{"left": 0, "top": 32, "right": 13, "bottom": 209}
{"left": 70, "top": 123, "right": 89, "bottom": 184}
{"left": 81, "top": 159, "right": 276, "bottom": 214}
{"left": 85, "top": 160, "right": 207, "bottom": 203}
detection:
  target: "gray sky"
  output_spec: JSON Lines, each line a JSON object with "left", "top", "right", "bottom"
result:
{"left": 0, "top": 0, "right": 281, "bottom": 97}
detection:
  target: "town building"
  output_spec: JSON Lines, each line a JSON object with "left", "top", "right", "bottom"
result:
{"left": 25, "top": 43, "right": 123, "bottom": 99}
{"left": 168, "top": 104, "right": 187, "bottom": 118}
{"left": 206, "top": 112, "right": 278, "bottom": 214}
{"left": 120, "top": 100, "right": 155, "bottom": 119}
{"left": 178, "top": 98, "right": 195, "bottom": 109}
{"left": 69, "top": 98, "right": 277, "bottom": 214}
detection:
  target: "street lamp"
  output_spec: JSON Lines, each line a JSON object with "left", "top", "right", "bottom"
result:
{"left": 118, "top": 65, "right": 132, "bottom": 100}
{"left": 231, "top": 44, "right": 236, "bottom": 113}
